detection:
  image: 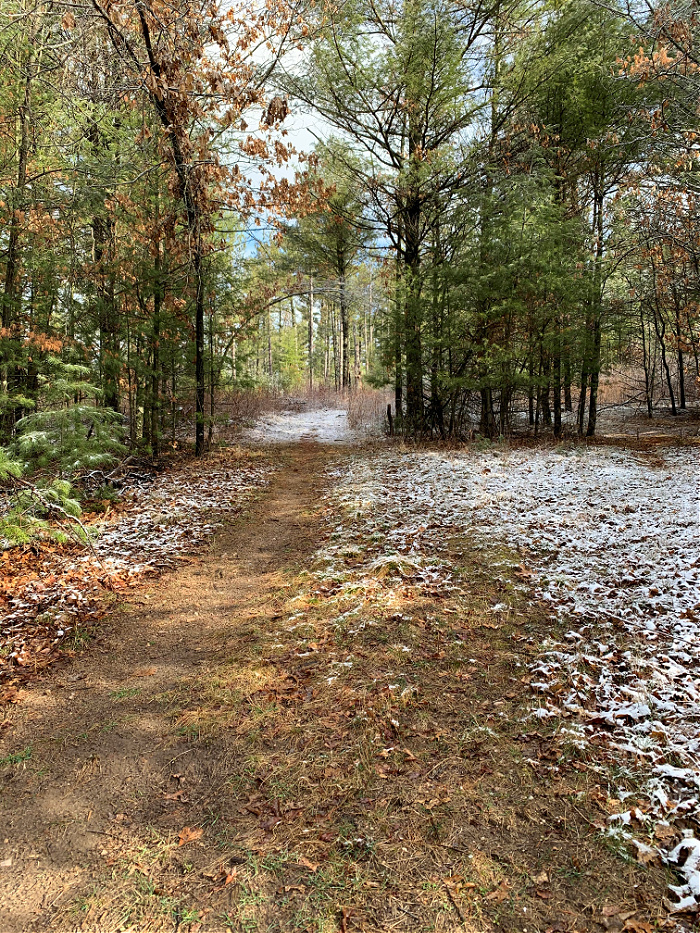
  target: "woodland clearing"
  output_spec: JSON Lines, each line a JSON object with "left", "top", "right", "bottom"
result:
{"left": 0, "top": 409, "right": 697, "bottom": 933}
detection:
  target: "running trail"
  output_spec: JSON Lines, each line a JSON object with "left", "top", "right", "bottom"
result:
{"left": 0, "top": 442, "right": 330, "bottom": 933}
{"left": 0, "top": 433, "right": 673, "bottom": 933}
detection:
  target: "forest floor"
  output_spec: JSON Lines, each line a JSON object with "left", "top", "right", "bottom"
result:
{"left": 0, "top": 410, "right": 696, "bottom": 933}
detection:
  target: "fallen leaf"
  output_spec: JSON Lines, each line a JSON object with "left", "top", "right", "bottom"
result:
{"left": 485, "top": 880, "right": 510, "bottom": 902}
{"left": 623, "top": 922, "right": 652, "bottom": 933}
{"left": 653, "top": 824, "right": 677, "bottom": 845}
{"left": 213, "top": 869, "right": 238, "bottom": 891}
{"left": 178, "top": 826, "right": 203, "bottom": 846}
{"left": 632, "top": 840, "right": 660, "bottom": 866}
{"left": 297, "top": 856, "right": 318, "bottom": 872}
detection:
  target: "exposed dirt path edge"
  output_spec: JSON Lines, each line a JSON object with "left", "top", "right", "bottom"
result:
{"left": 0, "top": 441, "right": 333, "bottom": 933}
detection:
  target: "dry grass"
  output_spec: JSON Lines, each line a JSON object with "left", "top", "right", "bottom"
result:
{"left": 343, "top": 388, "right": 392, "bottom": 431}
{"left": 22, "top": 441, "right": 677, "bottom": 933}
{"left": 213, "top": 386, "right": 391, "bottom": 439}
{"left": 214, "top": 388, "right": 284, "bottom": 429}
{"left": 57, "top": 524, "right": 674, "bottom": 932}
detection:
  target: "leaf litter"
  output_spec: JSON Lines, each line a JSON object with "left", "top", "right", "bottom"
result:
{"left": 2, "top": 434, "right": 684, "bottom": 932}
{"left": 319, "top": 442, "right": 699, "bottom": 914}
{"left": 1, "top": 448, "right": 273, "bottom": 688}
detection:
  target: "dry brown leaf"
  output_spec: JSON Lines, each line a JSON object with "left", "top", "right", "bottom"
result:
{"left": 178, "top": 826, "right": 203, "bottom": 846}
{"left": 653, "top": 824, "right": 677, "bottom": 845}
{"left": 340, "top": 907, "right": 352, "bottom": 933}
{"left": 213, "top": 869, "right": 238, "bottom": 891}
{"left": 297, "top": 855, "right": 318, "bottom": 872}
{"left": 162, "top": 791, "right": 189, "bottom": 802}
{"left": 623, "top": 922, "right": 652, "bottom": 933}
{"left": 632, "top": 840, "right": 660, "bottom": 866}
{"left": 485, "top": 880, "right": 510, "bottom": 902}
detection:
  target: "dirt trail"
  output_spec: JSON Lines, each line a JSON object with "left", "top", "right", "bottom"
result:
{"left": 0, "top": 442, "right": 329, "bottom": 933}
{"left": 0, "top": 438, "right": 675, "bottom": 933}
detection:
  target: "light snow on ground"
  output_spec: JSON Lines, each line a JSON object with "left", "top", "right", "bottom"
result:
{"left": 323, "top": 443, "right": 699, "bottom": 911}
{"left": 243, "top": 408, "right": 356, "bottom": 444}
{"left": 1, "top": 460, "right": 274, "bottom": 674}
{"left": 94, "top": 461, "right": 273, "bottom": 576}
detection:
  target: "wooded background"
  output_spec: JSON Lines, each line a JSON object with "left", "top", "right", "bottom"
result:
{"left": 0, "top": 0, "right": 697, "bottom": 481}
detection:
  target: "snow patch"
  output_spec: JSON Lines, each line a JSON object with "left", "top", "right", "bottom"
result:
{"left": 318, "top": 443, "right": 699, "bottom": 911}
{"left": 243, "top": 408, "right": 358, "bottom": 444}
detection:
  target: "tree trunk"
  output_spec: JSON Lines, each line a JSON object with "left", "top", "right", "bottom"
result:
{"left": 675, "top": 307, "right": 686, "bottom": 410}
{"left": 586, "top": 178, "right": 605, "bottom": 438}
{"left": 130, "top": 5, "right": 208, "bottom": 454}
{"left": 577, "top": 369, "right": 588, "bottom": 436}
{"left": 640, "top": 306, "right": 653, "bottom": 418}
{"left": 394, "top": 294, "right": 403, "bottom": 425}
{"left": 0, "top": 62, "right": 31, "bottom": 435}
{"left": 338, "top": 259, "right": 350, "bottom": 389}
{"left": 267, "top": 309, "right": 273, "bottom": 378}
{"left": 330, "top": 304, "right": 339, "bottom": 390}
{"left": 353, "top": 320, "right": 361, "bottom": 387}
{"left": 563, "top": 352, "right": 573, "bottom": 412}
{"left": 403, "top": 202, "right": 423, "bottom": 432}
{"left": 653, "top": 307, "right": 677, "bottom": 415}
{"left": 541, "top": 382, "right": 552, "bottom": 427}
{"left": 208, "top": 301, "right": 215, "bottom": 450}
{"left": 553, "top": 347, "right": 562, "bottom": 438}
{"left": 308, "top": 276, "right": 314, "bottom": 392}
{"left": 586, "top": 316, "right": 602, "bottom": 436}
{"left": 2, "top": 72, "right": 30, "bottom": 331}
{"left": 479, "top": 387, "right": 497, "bottom": 439}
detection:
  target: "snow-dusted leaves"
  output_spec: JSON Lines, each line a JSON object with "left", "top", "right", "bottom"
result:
{"left": 319, "top": 443, "right": 699, "bottom": 912}
{"left": 1, "top": 454, "right": 273, "bottom": 683}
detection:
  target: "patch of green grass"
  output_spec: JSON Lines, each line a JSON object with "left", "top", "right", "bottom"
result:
{"left": 109, "top": 686, "right": 141, "bottom": 701}
{"left": 66, "top": 627, "right": 93, "bottom": 651}
{"left": 172, "top": 905, "right": 202, "bottom": 925}
{"left": 0, "top": 746, "right": 32, "bottom": 766}
{"left": 176, "top": 722, "right": 202, "bottom": 739}
{"left": 598, "top": 828, "right": 638, "bottom": 865}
